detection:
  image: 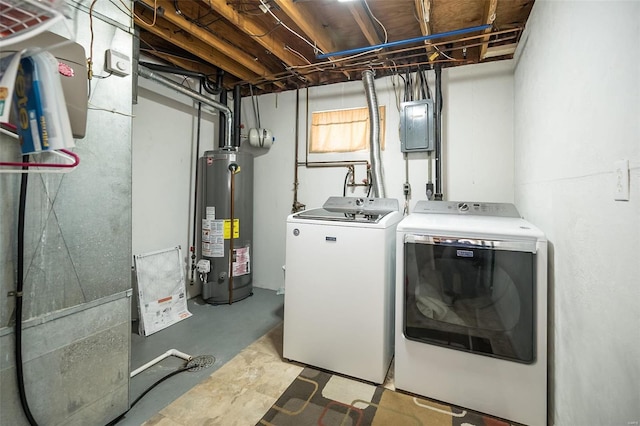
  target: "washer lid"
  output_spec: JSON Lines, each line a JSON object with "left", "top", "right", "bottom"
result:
{"left": 294, "top": 208, "right": 387, "bottom": 223}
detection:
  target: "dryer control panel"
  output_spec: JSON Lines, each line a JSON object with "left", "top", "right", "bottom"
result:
{"left": 414, "top": 200, "right": 520, "bottom": 218}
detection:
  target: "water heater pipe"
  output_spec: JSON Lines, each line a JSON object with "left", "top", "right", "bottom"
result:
{"left": 233, "top": 85, "right": 241, "bottom": 147}
{"left": 218, "top": 89, "right": 228, "bottom": 148}
{"left": 362, "top": 70, "right": 385, "bottom": 198}
{"left": 228, "top": 163, "right": 239, "bottom": 304}
{"left": 138, "top": 65, "right": 234, "bottom": 149}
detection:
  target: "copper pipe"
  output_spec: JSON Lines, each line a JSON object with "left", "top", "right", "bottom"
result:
{"left": 228, "top": 164, "right": 237, "bottom": 304}
{"left": 297, "top": 160, "right": 370, "bottom": 168}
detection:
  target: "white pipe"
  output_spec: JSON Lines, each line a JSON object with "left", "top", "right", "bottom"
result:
{"left": 130, "top": 349, "right": 193, "bottom": 378}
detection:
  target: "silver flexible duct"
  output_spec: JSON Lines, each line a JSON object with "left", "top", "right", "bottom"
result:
{"left": 138, "top": 65, "right": 234, "bottom": 149}
{"left": 362, "top": 70, "right": 385, "bottom": 198}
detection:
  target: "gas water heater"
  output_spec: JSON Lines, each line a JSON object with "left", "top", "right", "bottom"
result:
{"left": 197, "top": 149, "right": 253, "bottom": 304}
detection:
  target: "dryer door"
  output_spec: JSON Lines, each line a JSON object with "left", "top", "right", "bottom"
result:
{"left": 403, "top": 234, "right": 537, "bottom": 363}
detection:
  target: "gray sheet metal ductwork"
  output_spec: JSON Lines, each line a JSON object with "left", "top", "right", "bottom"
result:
{"left": 137, "top": 65, "right": 234, "bottom": 149}
{"left": 362, "top": 70, "right": 386, "bottom": 198}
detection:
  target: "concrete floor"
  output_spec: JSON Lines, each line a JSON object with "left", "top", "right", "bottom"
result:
{"left": 114, "top": 287, "right": 284, "bottom": 426}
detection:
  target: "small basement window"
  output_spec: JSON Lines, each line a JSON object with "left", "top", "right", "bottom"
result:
{"left": 310, "top": 106, "right": 386, "bottom": 153}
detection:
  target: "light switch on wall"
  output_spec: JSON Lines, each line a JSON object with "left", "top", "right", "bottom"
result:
{"left": 614, "top": 159, "right": 630, "bottom": 201}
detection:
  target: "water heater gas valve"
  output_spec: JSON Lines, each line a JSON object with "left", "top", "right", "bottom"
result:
{"left": 196, "top": 259, "right": 210, "bottom": 273}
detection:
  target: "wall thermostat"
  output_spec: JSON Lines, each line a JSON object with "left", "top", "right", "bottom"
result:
{"left": 105, "top": 49, "right": 131, "bottom": 76}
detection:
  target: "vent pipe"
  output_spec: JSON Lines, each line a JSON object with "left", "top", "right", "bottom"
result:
{"left": 138, "top": 64, "right": 234, "bottom": 149}
{"left": 362, "top": 70, "right": 385, "bottom": 198}
{"left": 218, "top": 89, "right": 227, "bottom": 148}
{"left": 233, "top": 85, "right": 241, "bottom": 147}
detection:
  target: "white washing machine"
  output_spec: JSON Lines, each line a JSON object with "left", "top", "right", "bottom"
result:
{"left": 395, "top": 201, "right": 548, "bottom": 426}
{"left": 283, "top": 196, "right": 402, "bottom": 384}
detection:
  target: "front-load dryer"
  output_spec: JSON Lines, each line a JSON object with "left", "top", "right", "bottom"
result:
{"left": 284, "top": 196, "right": 402, "bottom": 384}
{"left": 395, "top": 201, "right": 548, "bottom": 426}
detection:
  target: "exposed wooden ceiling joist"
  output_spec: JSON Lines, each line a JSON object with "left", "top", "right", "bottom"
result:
{"left": 348, "top": 3, "right": 382, "bottom": 46}
{"left": 480, "top": 0, "right": 499, "bottom": 60}
{"left": 134, "top": 0, "right": 535, "bottom": 95}
{"left": 137, "top": 0, "right": 286, "bottom": 88}
{"left": 199, "top": 0, "right": 318, "bottom": 84}
{"left": 271, "top": 0, "right": 351, "bottom": 79}
{"left": 414, "top": 0, "right": 434, "bottom": 59}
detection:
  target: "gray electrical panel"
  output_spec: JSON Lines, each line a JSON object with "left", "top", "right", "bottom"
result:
{"left": 400, "top": 99, "right": 435, "bottom": 152}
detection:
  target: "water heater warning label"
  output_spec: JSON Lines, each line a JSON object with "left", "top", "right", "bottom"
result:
{"left": 223, "top": 219, "right": 240, "bottom": 239}
{"left": 233, "top": 246, "right": 250, "bottom": 276}
{"left": 202, "top": 219, "right": 224, "bottom": 257}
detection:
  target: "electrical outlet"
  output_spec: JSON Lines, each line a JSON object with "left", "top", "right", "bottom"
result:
{"left": 614, "top": 159, "right": 630, "bottom": 201}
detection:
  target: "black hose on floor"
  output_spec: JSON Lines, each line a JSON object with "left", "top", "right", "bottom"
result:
{"left": 15, "top": 155, "right": 39, "bottom": 426}
{"left": 106, "top": 355, "right": 215, "bottom": 425}
{"left": 106, "top": 367, "right": 191, "bottom": 425}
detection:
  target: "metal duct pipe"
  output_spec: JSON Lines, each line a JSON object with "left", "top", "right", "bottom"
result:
{"left": 218, "top": 89, "right": 227, "bottom": 148}
{"left": 362, "top": 70, "right": 385, "bottom": 198}
{"left": 138, "top": 61, "right": 223, "bottom": 95}
{"left": 138, "top": 64, "right": 234, "bottom": 149}
{"left": 434, "top": 65, "right": 443, "bottom": 200}
{"left": 233, "top": 85, "right": 241, "bottom": 147}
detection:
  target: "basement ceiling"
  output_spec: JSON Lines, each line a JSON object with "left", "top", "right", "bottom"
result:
{"left": 134, "top": 0, "right": 534, "bottom": 94}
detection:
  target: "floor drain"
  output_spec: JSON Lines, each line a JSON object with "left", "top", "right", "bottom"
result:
{"left": 186, "top": 355, "right": 215, "bottom": 372}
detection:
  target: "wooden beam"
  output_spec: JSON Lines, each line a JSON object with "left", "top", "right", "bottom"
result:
{"left": 137, "top": 0, "right": 285, "bottom": 88}
{"left": 414, "top": 0, "right": 431, "bottom": 37}
{"left": 483, "top": 43, "right": 517, "bottom": 59}
{"left": 414, "top": 0, "right": 434, "bottom": 59}
{"left": 347, "top": 3, "right": 382, "bottom": 46}
{"left": 137, "top": 47, "right": 240, "bottom": 89}
{"left": 135, "top": 13, "right": 268, "bottom": 86}
{"left": 271, "top": 0, "right": 339, "bottom": 55}
{"left": 272, "top": 0, "right": 350, "bottom": 78}
{"left": 199, "top": 0, "right": 315, "bottom": 76}
{"left": 479, "top": 0, "right": 498, "bottom": 60}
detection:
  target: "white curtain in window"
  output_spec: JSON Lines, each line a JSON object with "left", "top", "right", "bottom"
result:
{"left": 310, "top": 106, "right": 385, "bottom": 153}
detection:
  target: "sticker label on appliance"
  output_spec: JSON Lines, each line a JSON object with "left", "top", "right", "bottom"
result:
{"left": 202, "top": 219, "right": 224, "bottom": 257}
{"left": 223, "top": 219, "right": 240, "bottom": 239}
{"left": 456, "top": 249, "right": 474, "bottom": 258}
{"left": 205, "top": 206, "right": 216, "bottom": 220}
{"left": 325, "top": 236, "right": 337, "bottom": 242}
{"left": 232, "top": 246, "right": 250, "bottom": 276}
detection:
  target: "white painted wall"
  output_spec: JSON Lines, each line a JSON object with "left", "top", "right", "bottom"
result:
{"left": 514, "top": 1, "right": 640, "bottom": 425}
{"left": 243, "top": 62, "right": 515, "bottom": 291}
{"left": 133, "top": 62, "right": 513, "bottom": 296}
{"left": 132, "top": 76, "right": 218, "bottom": 298}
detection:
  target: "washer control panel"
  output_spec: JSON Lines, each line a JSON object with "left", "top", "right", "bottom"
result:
{"left": 323, "top": 196, "right": 399, "bottom": 215}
